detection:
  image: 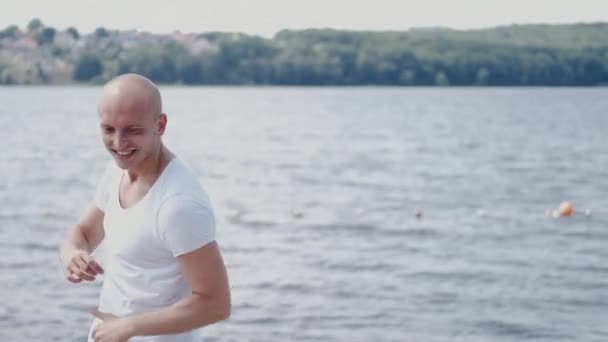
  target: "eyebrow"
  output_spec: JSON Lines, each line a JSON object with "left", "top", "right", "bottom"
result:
{"left": 100, "top": 124, "right": 143, "bottom": 129}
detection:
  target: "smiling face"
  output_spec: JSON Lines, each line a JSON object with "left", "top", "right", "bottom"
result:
{"left": 97, "top": 74, "right": 166, "bottom": 170}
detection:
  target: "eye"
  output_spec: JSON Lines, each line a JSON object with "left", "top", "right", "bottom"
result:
{"left": 128, "top": 128, "right": 141, "bottom": 134}
{"left": 103, "top": 127, "right": 114, "bottom": 134}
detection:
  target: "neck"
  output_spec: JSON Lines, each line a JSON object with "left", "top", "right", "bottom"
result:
{"left": 126, "top": 144, "right": 170, "bottom": 182}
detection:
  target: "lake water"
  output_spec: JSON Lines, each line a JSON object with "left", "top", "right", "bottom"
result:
{"left": 1, "top": 87, "right": 607, "bottom": 341}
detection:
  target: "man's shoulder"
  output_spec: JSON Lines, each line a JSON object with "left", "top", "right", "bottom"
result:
{"left": 165, "top": 158, "right": 203, "bottom": 189}
{"left": 159, "top": 158, "right": 212, "bottom": 206}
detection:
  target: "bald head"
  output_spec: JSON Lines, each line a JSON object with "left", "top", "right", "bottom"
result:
{"left": 97, "top": 74, "right": 168, "bottom": 170}
{"left": 98, "top": 73, "right": 162, "bottom": 119}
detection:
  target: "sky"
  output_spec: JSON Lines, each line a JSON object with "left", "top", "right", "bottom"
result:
{"left": 1, "top": 0, "right": 607, "bottom": 37}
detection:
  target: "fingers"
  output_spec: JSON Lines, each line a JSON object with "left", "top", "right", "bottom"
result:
{"left": 83, "top": 255, "right": 104, "bottom": 275}
{"left": 74, "top": 256, "right": 97, "bottom": 278}
{"left": 67, "top": 263, "right": 95, "bottom": 282}
{"left": 67, "top": 274, "right": 82, "bottom": 283}
{"left": 64, "top": 253, "right": 105, "bottom": 283}
{"left": 64, "top": 265, "right": 85, "bottom": 282}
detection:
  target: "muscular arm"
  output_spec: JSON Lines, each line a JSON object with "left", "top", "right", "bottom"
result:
{"left": 123, "top": 241, "right": 231, "bottom": 336}
{"left": 59, "top": 204, "right": 105, "bottom": 282}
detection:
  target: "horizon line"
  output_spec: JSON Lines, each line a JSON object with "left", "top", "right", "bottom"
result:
{"left": 3, "top": 19, "right": 607, "bottom": 37}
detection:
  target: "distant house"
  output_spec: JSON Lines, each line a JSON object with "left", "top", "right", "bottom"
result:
{"left": 14, "top": 36, "right": 37, "bottom": 50}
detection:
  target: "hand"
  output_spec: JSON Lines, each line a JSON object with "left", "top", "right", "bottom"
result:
{"left": 90, "top": 309, "right": 135, "bottom": 342}
{"left": 62, "top": 250, "right": 104, "bottom": 283}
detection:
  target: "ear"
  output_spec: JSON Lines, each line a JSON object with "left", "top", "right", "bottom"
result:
{"left": 157, "top": 113, "right": 167, "bottom": 135}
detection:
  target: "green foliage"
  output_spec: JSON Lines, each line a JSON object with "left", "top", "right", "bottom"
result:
{"left": 66, "top": 27, "right": 80, "bottom": 40}
{"left": 7, "top": 22, "right": 608, "bottom": 85}
{"left": 0, "top": 69, "right": 16, "bottom": 85}
{"left": 0, "top": 25, "right": 19, "bottom": 39}
{"left": 60, "top": 25, "right": 608, "bottom": 86}
{"left": 118, "top": 42, "right": 184, "bottom": 83}
{"left": 51, "top": 45, "right": 69, "bottom": 57}
{"left": 94, "top": 27, "right": 110, "bottom": 39}
{"left": 27, "top": 18, "right": 43, "bottom": 33}
{"left": 74, "top": 54, "right": 104, "bottom": 81}
{"left": 35, "top": 27, "right": 56, "bottom": 45}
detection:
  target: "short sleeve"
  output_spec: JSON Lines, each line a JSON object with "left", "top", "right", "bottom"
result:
{"left": 156, "top": 195, "right": 216, "bottom": 257}
{"left": 94, "top": 162, "right": 115, "bottom": 212}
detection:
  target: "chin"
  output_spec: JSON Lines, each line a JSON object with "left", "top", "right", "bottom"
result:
{"left": 112, "top": 157, "right": 130, "bottom": 170}
{"left": 111, "top": 152, "right": 141, "bottom": 170}
{"left": 113, "top": 160, "right": 131, "bottom": 170}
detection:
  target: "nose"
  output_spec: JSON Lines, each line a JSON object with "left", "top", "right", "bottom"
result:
{"left": 114, "top": 132, "right": 129, "bottom": 150}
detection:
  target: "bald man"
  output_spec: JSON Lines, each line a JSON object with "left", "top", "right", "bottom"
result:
{"left": 59, "top": 74, "right": 230, "bottom": 342}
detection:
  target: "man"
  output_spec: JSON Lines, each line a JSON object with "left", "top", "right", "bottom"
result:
{"left": 59, "top": 73, "right": 231, "bottom": 342}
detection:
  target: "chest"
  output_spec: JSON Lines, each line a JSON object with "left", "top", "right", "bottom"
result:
{"left": 103, "top": 209, "right": 176, "bottom": 273}
{"left": 103, "top": 183, "right": 172, "bottom": 267}
{"left": 119, "top": 179, "right": 152, "bottom": 209}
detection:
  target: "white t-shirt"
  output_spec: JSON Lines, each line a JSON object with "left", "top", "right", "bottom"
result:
{"left": 87, "top": 157, "right": 216, "bottom": 342}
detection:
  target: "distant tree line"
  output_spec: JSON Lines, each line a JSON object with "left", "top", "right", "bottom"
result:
{"left": 3, "top": 20, "right": 608, "bottom": 85}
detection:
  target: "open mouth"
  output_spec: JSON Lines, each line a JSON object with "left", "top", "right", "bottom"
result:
{"left": 113, "top": 149, "right": 137, "bottom": 159}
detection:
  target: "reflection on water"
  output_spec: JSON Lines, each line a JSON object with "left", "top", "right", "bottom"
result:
{"left": 1, "top": 87, "right": 607, "bottom": 341}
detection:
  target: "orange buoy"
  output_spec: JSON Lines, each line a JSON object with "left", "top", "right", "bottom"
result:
{"left": 558, "top": 201, "right": 574, "bottom": 217}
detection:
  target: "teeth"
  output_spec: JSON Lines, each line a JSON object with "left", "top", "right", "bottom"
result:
{"left": 116, "top": 150, "right": 134, "bottom": 156}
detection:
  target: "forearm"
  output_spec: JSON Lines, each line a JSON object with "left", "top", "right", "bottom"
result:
{"left": 60, "top": 225, "right": 92, "bottom": 260}
{"left": 60, "top": 228, "right": 88, "bottom": 256}
{"left": 126, "top": 292, "right": 230, "bottom": 337}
